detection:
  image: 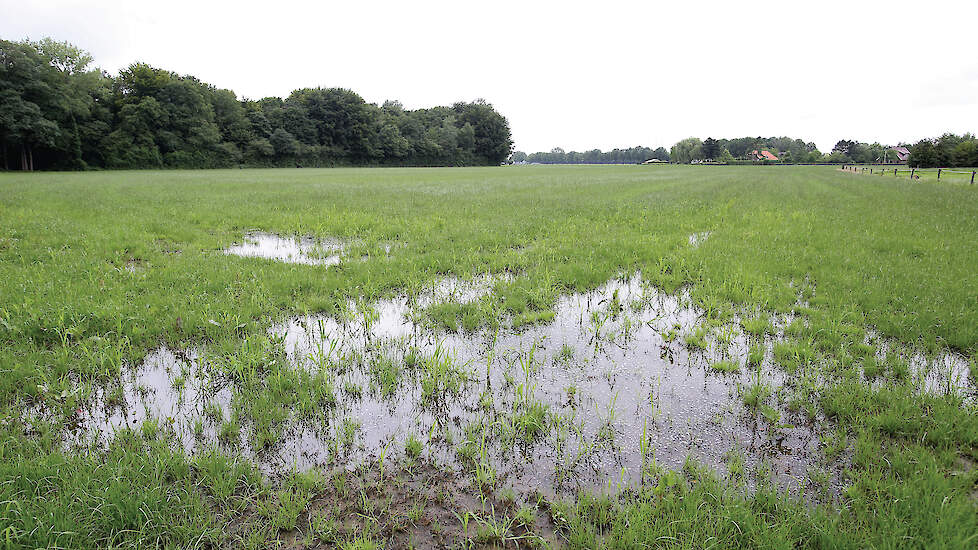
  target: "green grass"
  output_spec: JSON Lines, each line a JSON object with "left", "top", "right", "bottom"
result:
{"left": 741, "top": 314, "right": 773, "bottom": 337}
{"left": 710, "top": 359, "right": 740, "bottom": 374}
{"left": 1, "top": 165, "right": 977, "bottom": 547}
{"left": 747, "top": 342, "right": 765, "bottom": 366}
{"left": 405, "top": 434, "right": 423, "bottom": 458}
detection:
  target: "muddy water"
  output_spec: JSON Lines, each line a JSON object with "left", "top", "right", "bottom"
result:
{"left": 224, "top": 232, "right": 343, "bottom": 266}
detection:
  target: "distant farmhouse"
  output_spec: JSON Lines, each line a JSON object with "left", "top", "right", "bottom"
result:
{"left": 889, "top": 146, "right": 911, "bottom": 163}
{"left": 750, "top": 150, "right": 779, "bottom": 161}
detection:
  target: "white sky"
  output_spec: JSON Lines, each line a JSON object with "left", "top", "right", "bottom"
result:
{"left": 3, "top": 0, "right": 976, "bottom": 153}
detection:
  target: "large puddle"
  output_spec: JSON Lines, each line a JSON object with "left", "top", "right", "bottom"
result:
{"left": 66, "top": 273, "right": 973, "bottom": 501}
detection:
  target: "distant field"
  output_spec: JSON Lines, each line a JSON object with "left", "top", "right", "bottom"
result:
{"left": 1, "top": 165, "right": 976, "bottom": 548}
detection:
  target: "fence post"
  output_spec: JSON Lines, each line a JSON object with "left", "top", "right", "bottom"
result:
{"left": 938, "top": 168, "right": 942, "bottom": 180}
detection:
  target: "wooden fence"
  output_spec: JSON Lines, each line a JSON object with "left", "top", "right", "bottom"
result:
{"left": 841, "top": 165, "right": 976, "bottom": 184}
{"left": 937, "top": 168, "right": 977, "bottom": 184}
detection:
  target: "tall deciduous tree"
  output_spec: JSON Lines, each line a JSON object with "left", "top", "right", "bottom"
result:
{"left": 671, "top": 137, "right": 703, "bottom": 164}
{"left": 701, "top": 138, "right": 721, "bottom": 160}
{"left": 452, "top": 99, "right": 513, "bottom": 165}
{"left": 0, "top": 40, "right": 63, "bottom": 170}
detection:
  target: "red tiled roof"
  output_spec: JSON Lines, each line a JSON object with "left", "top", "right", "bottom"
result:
{"left": 749, "top": 149, "right": 779, "bottom": 161}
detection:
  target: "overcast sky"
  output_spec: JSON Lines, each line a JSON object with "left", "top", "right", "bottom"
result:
{"left": 3, "top": 0, "right": 976, "bottom": 153}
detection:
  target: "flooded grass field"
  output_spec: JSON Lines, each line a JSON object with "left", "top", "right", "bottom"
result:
{"left": 1, "top": 165, "right": 977, "bottom": 548}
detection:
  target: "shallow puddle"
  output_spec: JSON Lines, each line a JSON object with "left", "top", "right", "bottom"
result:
{"left": 688, "top": 231, "right": 711, "bottom": 247}
{"left": 68, "top": 272, "right": 975, "bottom": 502}
{"left": 276, "top": 276, "right": 834, "bottom": 498}
{"left": 69, "top": 347, "right": 233, "bottom": 449}
{"left": 69, "top": 275, "right": 804, "bottom": 495}
{"left": 918, "top": 352, "right": 972, "bottom": 395}
{"left": 224, "top": 232, "right": 343, "bottom": 266}
{"left": 417, "top": 272, "right": 514, "bottom": 306}
{"left": 865, "top": 331, "right": 973, "bottom": 397}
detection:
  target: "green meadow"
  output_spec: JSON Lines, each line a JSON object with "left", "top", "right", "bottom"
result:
{"left": 1, "top": 165, "right": 976, "bottom": 549}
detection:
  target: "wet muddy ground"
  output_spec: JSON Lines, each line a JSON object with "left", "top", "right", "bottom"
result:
{"left": 275, "top": 460, "right": 561, "bottom": 549}
{"left": 63, "top": 234, "right": 975, "bottom": 508}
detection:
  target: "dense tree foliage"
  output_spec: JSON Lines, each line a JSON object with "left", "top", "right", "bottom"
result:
{"left": 0, "top": 38, "right": 111, "bottom": 170}
{"left": 733, "top": 137, "right": 821, "bottom": 162}
{"left": 669, "top": 135, "right": 975, "bottom": 166}
{"left": 514, "top": 146, "right": 669, "bottom": 164}
{"left": 665, "top": 136, "right": 824, "bottom": 164}
{"left": 0, "top": 38, "right": 512, "bottom": 170}
{"left": 826, "top": 139, "right": 893, "bottom": 164}
{"left": 670, "top": 138, "right": 703, "bottom": 164}
{"left": 907, "top": 134, "right": 978, "bottom": 168}
{"left": 701, "top": 137, "right": 721, "bottom": 160}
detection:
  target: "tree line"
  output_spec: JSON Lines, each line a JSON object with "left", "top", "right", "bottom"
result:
{"left": 906, "top": 134, "right": 978, "bottom": 168}
{"left": 513, "top": 138, "right": 825, "bottom": 165}
{"left": 671, "top": 136, "right": 977, "bottom": 166}
{"left": 510, "top": 146, "right": 669, "bottom": 165}
{"left": 815, "top": 135, "right": 976, "bottom": 167}
{"left": 0, "top": 37, "right": 513, "bottom": 171}
{"left": 670, "top": 137, "right": 824, "bottom": 164}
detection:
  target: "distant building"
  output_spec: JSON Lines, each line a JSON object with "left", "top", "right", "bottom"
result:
{"left": 890, "top": 146, "right": 911, "bottom": 163}
{"left": 750, "top": 150, "right": 779, "bottom": 161}
{"left": 641, "top": 158, "right": 666, "bottom": 164}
